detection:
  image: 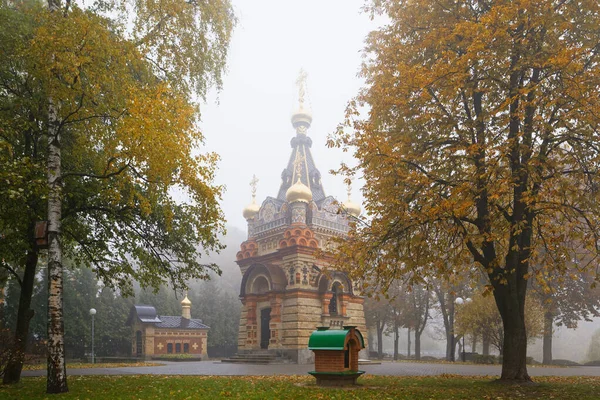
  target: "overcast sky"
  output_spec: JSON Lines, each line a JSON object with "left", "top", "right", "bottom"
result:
{"left": 200, "top": 0, "right": 380, "bottom": 231}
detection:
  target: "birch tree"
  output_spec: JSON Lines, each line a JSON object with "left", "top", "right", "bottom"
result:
{"left": 0, "top": 0, "right": 234, "bottom": 391}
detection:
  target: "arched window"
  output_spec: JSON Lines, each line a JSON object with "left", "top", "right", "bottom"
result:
{"left": 329, "top": 282, "right": 342, "bottom": 315}
{"left": 253, "top": 276, "right": 270, "bottom": 294}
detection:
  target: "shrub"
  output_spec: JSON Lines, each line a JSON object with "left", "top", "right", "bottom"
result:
{"left": 526, "top": 356, "right": 539, "bottom": 365}
{"left": 473, "top": 355, "right": 497, "bottom": 364}
{"left": 551, "top": 359, "right": 581, "bottom": 366}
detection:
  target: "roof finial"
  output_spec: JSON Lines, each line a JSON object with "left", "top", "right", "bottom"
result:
{"left": 243, "top": 174, "right": 260, "bottom": 220}
{"left": 296, "top": 68, "right": 308, "bottom": 109}
{"left": 291, "top": 69, "right": 312, "bottom": 132}
{"left": 346, "top": 180, "right": 353, "bottom": 201}
{"left": 250, "top": 174, "right": 259, "bottom": 200}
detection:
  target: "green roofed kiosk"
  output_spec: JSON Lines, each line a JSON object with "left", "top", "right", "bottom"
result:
{"left": 308, "top": 326, "right": 365, "bottom": 386}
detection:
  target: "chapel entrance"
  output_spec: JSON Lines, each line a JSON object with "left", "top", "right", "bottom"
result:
{"left": 260, "top": 308, "right": 271, "bottom": 349}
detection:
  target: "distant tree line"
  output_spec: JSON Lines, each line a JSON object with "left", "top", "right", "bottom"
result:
{"left": 0, "top": 266, "right": 240, "bottom": 360}
{"left": 364, "top": 275, "right": 600, "bottom": 364}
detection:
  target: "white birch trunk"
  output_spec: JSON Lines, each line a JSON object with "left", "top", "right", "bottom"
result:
{"left": 46, "top": 95, "right": 68, "bottom": 394}
{"left": 45, "top": 0, "right": 68, "bottom": 392}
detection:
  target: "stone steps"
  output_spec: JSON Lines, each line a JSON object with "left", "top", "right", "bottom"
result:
{"left": 221, "top": 351, "right": 291, "bottom": 364}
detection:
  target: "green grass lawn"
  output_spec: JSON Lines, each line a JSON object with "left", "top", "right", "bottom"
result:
{"left": 1, "top": 375, "right": 600, "bottom": 399}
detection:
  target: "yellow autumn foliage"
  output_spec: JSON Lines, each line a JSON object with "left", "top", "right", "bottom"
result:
{"left": 330, "top": 0, "right": 600, "bottom": 380}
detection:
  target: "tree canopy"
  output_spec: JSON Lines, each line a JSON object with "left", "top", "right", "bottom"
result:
{"left": 330, "top": 0, "right": 600, "bottom": 381}
{"left": 0, "top": 0, "right": 235, "bottom": 387}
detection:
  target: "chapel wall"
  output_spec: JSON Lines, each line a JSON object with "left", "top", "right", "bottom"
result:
{"left": 152, "top": 329, "right": 207, "bottom": 356}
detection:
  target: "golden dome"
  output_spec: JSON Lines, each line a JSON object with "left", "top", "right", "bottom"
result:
{"left": 291, "top": 106, "right": 313, "bottom": 130}
{"left": 286, "top": 179, "right": 313, "bottom": 203}
{"left": 343, "top": 184, "right": 361, "bottom": 217}
{"left": 343, "top": 199, "right": 361, "bottom": 218}
{"left": 243, "top": 199, "right": 260, "bottom": 220}
{"left": 181, "top": 294, "right": 192, "bottom": 306}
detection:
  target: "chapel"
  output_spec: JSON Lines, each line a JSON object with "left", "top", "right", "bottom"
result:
{"left": 127, "top": 294, "right": 209, "bottom": 359}
{"left": 236, "top": 73, "right": 367, "bottom": 363}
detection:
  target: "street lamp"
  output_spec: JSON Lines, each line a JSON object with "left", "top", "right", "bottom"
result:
{"left": 89, "top": 308, "right": 96, "bottom": 364}
{"left": 454, "top": 297, "right": 472, "bottom": 362}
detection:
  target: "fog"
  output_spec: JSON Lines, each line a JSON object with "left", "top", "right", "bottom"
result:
{"left": 199, "top": 0, "right": 379, "bottom": 232}
{"left": 370, "top": 317, "right": 600, "bottom": 364}
{"left": 194, "top": 0, "right": 599, "bottom": 364}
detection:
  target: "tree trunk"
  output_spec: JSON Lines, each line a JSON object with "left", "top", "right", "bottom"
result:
{"left": 495, "top": 283, "right": 530, "bottom": 381}
{"left": 3, "top": 249, "right": 38, "bottom": 384}
{"left": 482, "top": 333, "right": 490, "bottom": 356}
{"left": 472, "top": 334, "right": 477, "bottom": 353}
{"left": 376, "top": 320, "right": 384, "bottom": 359}
{"left": 499, "top": 313, "right": 529, "bottom": 380}
{"left": 542, "top": 311, "right": 553, "bottom": 364}
{"left": 446, "top": 332, "right": 455, "bottom": 361}
{"left": 414, "top": 330, "right": 421, "bottom": 360}
{"left": 407, "top": 327, "right": 411, "bottom": 358}
{"left": 434, "top": 285, "right": 455, "bottom": 361}
{"left": 393, "top": 320, "right": 399, "bottom": 361}
{"left": 46, "top": 96, "right": 68, "bottom": 394}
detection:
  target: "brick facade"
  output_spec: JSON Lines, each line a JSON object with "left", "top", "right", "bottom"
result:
{"left": 152, "top": 330, "right": 207, "bottom": 355}
{"left": 128, "top": 302, "right": 209, "bottom": 360}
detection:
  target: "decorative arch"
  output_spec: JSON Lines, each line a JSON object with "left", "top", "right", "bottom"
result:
{"left": 240, "top": 264, "right": 288, "bottom": 297}
{"left": 240, "top": 264, "right": 272, "bottom": 297}
{"left": 317, "top": 271, "right": 354, "bottom": 296}
{"left": 237, "top": 239, "right": 258, "bottom": 260}
{"left": 278, "top": 227, "right": 318, "bottom": 249}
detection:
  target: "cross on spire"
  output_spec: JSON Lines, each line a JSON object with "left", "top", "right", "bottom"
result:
{"left": 346, "top": 180, "right": 353, "bottom": 201}
{"left": 250, "top": 175, "right": 259, "bottom": 199}
{"left": 296, "top": 68, "right": 308, "bottom": 108}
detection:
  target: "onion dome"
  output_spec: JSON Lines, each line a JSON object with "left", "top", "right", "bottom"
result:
{"left": 181, "top": 294, "right": 192, "bottom": 306}
{"left": 291, "top": 69, "right": 312, "bottom": 130}
{"left": 343, "top": 198, "right": 361, "bottom": 218}
{"left": 343, "top": 184, "right": 361, "bottom": 217}
{"left": 243, "top": 199, "right": 260, "bottom": 220}
{"left": 286, "top": 178, "right": 313, "bottom": 203}
{"left": 291, "top": 105, "right": 313, "bottom": 130}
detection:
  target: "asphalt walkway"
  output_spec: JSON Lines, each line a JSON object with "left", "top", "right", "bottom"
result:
{"left": 22, "top": 361, "right": 600, "bottom": 378}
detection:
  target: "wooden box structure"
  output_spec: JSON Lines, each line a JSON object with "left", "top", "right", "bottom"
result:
{"left": 308, "top": 326, "right": 365, "bottom": 386}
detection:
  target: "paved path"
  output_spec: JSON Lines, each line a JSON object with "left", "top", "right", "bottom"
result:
{"left": 22, "top": 361, "right": 600, "bottom": 378}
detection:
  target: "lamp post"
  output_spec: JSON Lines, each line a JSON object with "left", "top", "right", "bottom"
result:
{"left": 454, "top": 297, "right": 472, "bottom": 362}
{"left": 89, "top": 308, "right": 96, "bottom": 364}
